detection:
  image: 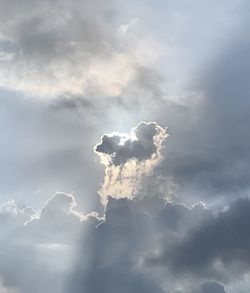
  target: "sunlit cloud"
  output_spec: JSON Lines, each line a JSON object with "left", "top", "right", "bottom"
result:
{"left": 94, "top": 121, "right": 176, "bottom": 204}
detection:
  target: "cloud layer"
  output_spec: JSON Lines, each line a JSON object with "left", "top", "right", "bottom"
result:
{"left": 2, "top": 188, "right": 250, "bottom": 293}
{"left": 0, "top": 0, "right": 158, "bottom": 98}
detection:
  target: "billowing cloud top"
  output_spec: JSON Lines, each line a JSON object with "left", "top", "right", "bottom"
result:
{"left": 94, "top": 122, "right": 172, "bottom": 204}
{"left": 95, "top": 121, "right": 168, "bottom": 166}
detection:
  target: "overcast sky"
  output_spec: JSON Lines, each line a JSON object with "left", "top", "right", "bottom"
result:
{"left": 0, "top": 0, "right": 250, "bottom": 292}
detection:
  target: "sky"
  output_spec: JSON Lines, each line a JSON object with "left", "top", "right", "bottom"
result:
{"left": 0, "top": 0, "right": 250, "bottom": 292}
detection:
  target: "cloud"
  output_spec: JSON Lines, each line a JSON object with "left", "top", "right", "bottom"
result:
{"left": 0, "top": 192, "right": 100, "bottom": 293}
{"left": 151, "top": 198, "right": 250, "bottom": 280}
{"left": 67, "top": 196, "right": 164, "bottom": 293}
{"left": 0, "top": 183, "right": 247, "bottom": 293}
{"left": 0, "top": 277, "right": 19, "bottom": 293}
{"left": 175, "top": 281, "right": 226, "bottom": 293}
{"left": 95, "top": 121, "right": 167, "bottom": 166}
{"left": 118, "top": 18, "right": 138, "bottom": 36}
{"left": 68, "top": 194, "right": 230, "bottom": 293}
{"left": 0, "top": 0, "right": 160, "bottom": 98}
{"left": 159, "top": 22, "right": 250, "bottom": 204}
{"left": 1, "top": 1, "right": 250, "bottom": 293}
{"left": 94, "top": 121, "right": 175, "bottom": 205}
{"left": 25, "top": 193, "right": 86, "bottom": 244}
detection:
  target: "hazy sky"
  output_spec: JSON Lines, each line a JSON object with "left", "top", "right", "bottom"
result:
{"left": 0, "top": 1, "right": 250, "bottom": 292}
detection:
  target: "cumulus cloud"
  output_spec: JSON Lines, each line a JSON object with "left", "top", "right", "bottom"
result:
{"left": 95, "top": 121, "right": 167, "bottom": 166}
{"left": 68, "top": 194, "right": 232, "bottom": 293}
{"left": 0, "top": 192, "right": 100, "bottom": 293}
{"left": 94, "top": 121, "right": 176, "bottom": 204}
{"left": 0, "top": 180, "right": 249, "bottom": 293}
{"left": 68, "top": 196, "right": 164, "bottom": 293}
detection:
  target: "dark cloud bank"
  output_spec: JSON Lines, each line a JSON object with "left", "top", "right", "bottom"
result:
{"left": 2, "top": 188, "right": 248, "bottom": 293}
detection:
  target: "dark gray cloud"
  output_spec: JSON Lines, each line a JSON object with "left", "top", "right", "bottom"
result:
{"left": 67, "top": 194, "right": 236, "bottom": 293}
{"left": 152, "top": 198, "right": 250, "bottom": 280}
{"left": 95, "top": 121, "right": 167, "bottom": 166}
{"left": 67, "top": 196, "right": 163, "bottom": 293}
{"left": 159, "top": 23, "right": 250, "bottom": 204}
{"left": 0, "top": 182, "right": 248, "bottom": 293}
